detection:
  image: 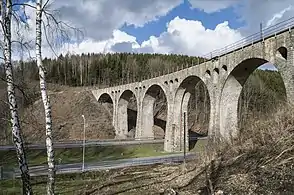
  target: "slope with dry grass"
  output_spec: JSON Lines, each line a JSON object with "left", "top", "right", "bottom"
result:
{"left": 159, "top": 107, "right": 294, "bottom": 194}
{"left": 106, "top": 107, "right": 294, "bottom": 195}
{"left": 20, "top": 84, "right": 116, "bottom": 143}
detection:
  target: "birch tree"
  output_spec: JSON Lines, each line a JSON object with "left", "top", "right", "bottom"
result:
{"left": 36, "top": 0, "right": 55, "bottom": 194}
{"left": 0, "top": 0, "right": 33, "bottom": 194}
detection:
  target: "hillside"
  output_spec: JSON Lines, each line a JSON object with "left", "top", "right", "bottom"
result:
{"left": 0, "top": 81, "right": 116, "bottom": 144}
{"left": 21, "top": 85, "right": 116, "bottom": 143}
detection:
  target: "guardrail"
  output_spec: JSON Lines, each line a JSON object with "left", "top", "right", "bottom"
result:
{"left": 202, "top": 16, "right": 294, "bottom": 60}
{"left": 0, "top": 136, "right": 207, "bottom": 150}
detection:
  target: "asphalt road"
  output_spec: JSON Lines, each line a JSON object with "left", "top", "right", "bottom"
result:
{"left": 13, "top": 153, "right": 196, "bottom": 177}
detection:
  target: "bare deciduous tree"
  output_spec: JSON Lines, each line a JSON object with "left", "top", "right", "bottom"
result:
{"left": 36, "top": 0, "right": 55, "bottom": 194}
{"left": 0, "top": 0, "right": 33, "bottom": 194}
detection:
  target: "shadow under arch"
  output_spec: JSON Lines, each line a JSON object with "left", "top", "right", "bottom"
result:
{"left": 220, "top": 57, "right": 287, "bottom": 139}
{"left": 98, "top": 93, "right": 113, "bottom": 104}
{"left": 117, "top": 89, "right": 138, "bottom": 139}
{"left": 277, "top": 46, "right": 287, "bottom": 60}
{"left": 97, "top": 93, "right": 115, "bottom": 138}
{"left": 141, "top": 84, "right": 167, "bottom": 139}
{"left": 174, "top": 75, "right": 211, "bottom": 151}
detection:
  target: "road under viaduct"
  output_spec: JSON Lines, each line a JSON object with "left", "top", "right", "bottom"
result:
{"left": 92, "top": 18, "right": 294, "bottom": 152}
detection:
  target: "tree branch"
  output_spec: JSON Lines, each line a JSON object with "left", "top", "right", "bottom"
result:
{"left": 42, "top": 0, "right": 50, "bottom": 10}
{"left": 11, "top": 3, "right": 36, "bottom": 10}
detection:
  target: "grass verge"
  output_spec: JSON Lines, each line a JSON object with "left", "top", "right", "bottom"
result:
{"left": 0, "top": 143, "right": 166, "bottom": 169}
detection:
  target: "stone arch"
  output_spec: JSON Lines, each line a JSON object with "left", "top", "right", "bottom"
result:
{"left": 173, "top": 76, "right": 210, "bottom": 151}
{"left": 205, "top": 70, "right": 211, "bottom": 78}
{"left": 220, "top": 57, "right": 288, "bottom": 139}
{"left": 97, "top": 93, "right": 115, "bottom": 138}
{"left": 213, "top": 68, "right": 220, "bottom": 84}
{"left": 274, "top": 45, "right": 294, "bottom": 104}
{"left": 276, "top": 46, "right": 287, "bottom": 60}
{"left": 117, "top": 89, "right": 138, "bottom": 139}
{"left": 98, "top": 93, "right": 114, "bottom": 104}
{"left": 141, "top": 84, "right": 167, "bottom": 139}
{"left": 222, "top": 65, "right": 228, "bottom": 71}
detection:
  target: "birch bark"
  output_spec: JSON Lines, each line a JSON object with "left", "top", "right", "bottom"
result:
{"left": 1, "top": 0, "right": 33, "bottom": 194}
{"left": 36, "top": 0, "right": 55, "bottom": 194}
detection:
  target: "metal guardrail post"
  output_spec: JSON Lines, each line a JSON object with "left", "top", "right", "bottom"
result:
{"left": 260, "top": 22, "right": 263, "bottom": 40}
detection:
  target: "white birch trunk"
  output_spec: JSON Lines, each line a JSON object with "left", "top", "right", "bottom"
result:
{"left": 36, "top": 0, "right": 55, "bottom": 194}
{"left": 1, "top": 0, "right": 33, "bottom": 194}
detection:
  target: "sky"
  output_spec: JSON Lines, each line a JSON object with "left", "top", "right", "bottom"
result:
{"left": 5, "top": 0, "right": 294, "bottom": 69}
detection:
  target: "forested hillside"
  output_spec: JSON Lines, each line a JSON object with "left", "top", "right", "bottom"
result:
{"left": 21, "top": 53, "right": 205, "bottom": 87}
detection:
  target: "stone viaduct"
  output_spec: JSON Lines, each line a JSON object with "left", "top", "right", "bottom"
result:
{"left": 92, "top": 20, "right": 294, "bottom": 152}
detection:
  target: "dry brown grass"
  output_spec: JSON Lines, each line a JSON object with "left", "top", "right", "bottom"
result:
{"left": 174, "top": 106, "right": 294, "bottom": 194}
{"left": 123, "top": 106, "right": 294, "bottom": 194}
{"left": 20, "top": 87, "right": 116, "bottom": 143}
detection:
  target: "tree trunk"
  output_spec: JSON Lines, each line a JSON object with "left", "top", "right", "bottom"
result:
{"left": 36, "top": 0, "right": 55, "bottom": 194}
{"left": 1, "top": 0, "right": 33, "bottom": 194}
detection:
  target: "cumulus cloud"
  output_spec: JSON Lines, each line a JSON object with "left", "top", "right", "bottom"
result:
{"left": 140, "top": 17, "right": 243, "bottom": 56}
{"left": 60, "top": 30, "right": 139, "bottom": 55}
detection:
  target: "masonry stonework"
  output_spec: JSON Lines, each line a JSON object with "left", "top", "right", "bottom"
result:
{"left": 92, "top": 29, "right": 294, "bottom": 152}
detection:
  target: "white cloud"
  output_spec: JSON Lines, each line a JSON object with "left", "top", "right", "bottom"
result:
{"left": 59, "top": 30, "right": 139, "bottom": 56}
{"left": 140, "top": 17, "right": 243, "bottom": 56}
{"left": 266, "top": 5, "right": 293, "bottom": 27}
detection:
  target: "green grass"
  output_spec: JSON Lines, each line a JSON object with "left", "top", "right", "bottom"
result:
{"left": 0, "top": 140, "right": 208, "bottom": 170}
{"left": 0, "top": 143, "right": 166, "bottom": 169}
